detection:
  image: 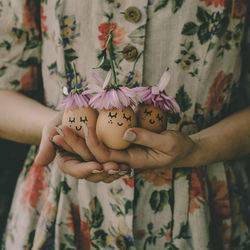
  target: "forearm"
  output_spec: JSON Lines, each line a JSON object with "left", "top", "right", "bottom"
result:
{"left": 0, "top": 90, "right": 57, "bottom": 145}
{"left": 189, "top": 107, "right": 250, "bottom": 167}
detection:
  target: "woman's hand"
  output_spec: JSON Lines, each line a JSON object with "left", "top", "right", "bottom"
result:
{"left": 83, "top": 126, "right": 197, "bottom": 169}
{"left": 50, "top": 125, "right": 131, "bottom": 182}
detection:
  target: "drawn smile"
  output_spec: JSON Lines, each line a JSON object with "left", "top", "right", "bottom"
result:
{"left": 75, "top": 126, "right": 82, "bottom": 131}
{"left": 149, "top": 119, "right": 155, "bottom": 124}
{"left": 117, "top": 122, "right": 124, "bottom": 126}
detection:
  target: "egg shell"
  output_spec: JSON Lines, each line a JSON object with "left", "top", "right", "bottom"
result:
{"left": 137, "top": 104, "right": 167, "bottom": 133}
{"left": 62, "top": 107, "right": 98, "bottom": 138}
{"left": 96, "top": 107, "right": 137, "bottom": 150}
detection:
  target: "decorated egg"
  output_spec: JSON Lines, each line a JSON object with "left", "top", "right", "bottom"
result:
{"left": 96, "top": 107, "right": 137, "bottom": 150}
{"left": 62, "top": 107, "right": 98, "bottom": 138}
{"left": 137, "top": 104, "right": 167, "bottom": 133}
{"left": 136, "top": 69, "right": 180, "bottom": 133}
{"left": 88, "top": 69, "right": 137, "bottom": 150}
{"left": 58, "top": 63, "right": 97, "bottom": 138}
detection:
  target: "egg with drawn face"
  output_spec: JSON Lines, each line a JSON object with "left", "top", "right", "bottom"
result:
{"left": 96, "top": 107, "right": 137, "bottom": 150}
{"left": 137, "top": 104, "right": 167, "bottom": 133}
{"left": 62, "top": 107, "right": 98, "bottom": 138}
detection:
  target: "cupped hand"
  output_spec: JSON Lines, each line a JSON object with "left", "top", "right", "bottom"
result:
{"left": 35, "top": 112, "right": 64, "bottom": 166}
{"left": 84, "top": 125, "right": 197, "bottom": 169}
{"left": 52, "top": 125, "right": 131, "bottom": 182}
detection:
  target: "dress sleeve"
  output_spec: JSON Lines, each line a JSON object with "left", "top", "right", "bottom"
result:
{"left": 0, "top": 0, "right": 42, "bottom": 92}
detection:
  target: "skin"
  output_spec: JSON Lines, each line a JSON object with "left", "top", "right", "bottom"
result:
{"left": 0, "top": 90, "right": 128, "bottom": 183}
{"left": 44, "top": 107, "right": 250, "bottom": 177}
{"left": 1, "top": 91, "right": 250, "bottom": 183}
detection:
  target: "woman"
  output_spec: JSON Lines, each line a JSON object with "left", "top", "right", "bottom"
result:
{"left": 0, "top": 0, "right": 250, "bottom": 249}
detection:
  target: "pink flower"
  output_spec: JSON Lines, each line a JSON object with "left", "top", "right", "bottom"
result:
{"left": 137, "top": 71, "right": 180, "bottom": 113}
{"left": 58, "top": 92, "right": 92, "bottom": 111}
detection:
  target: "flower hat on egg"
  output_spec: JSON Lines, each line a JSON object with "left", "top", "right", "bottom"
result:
{"left": 136, "top": 68, "right": 181, "bottom": 113}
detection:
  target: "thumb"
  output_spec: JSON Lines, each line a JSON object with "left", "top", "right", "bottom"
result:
{"left": 35, "top": 128, "right": 57, "bottom": 166}
{"left": 123, "top": 128, "right": 165, "bottom": 149}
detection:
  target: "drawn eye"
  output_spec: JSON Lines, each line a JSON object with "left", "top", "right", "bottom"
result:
{"left": 108, "top": 112, "right": 117, "bottom": 118}
{"left": 144, "top": 108, "right": 152, "bottom": 116}
{"left": 80, "top": 116, "right": 88, "bottom": 123}
{"left": 123, "top": 113, "right": 131, "bottom": 121}
{"left": 156, "top": 114, "right": 163, "bottom": 122}
{"left": 68, "top": 117, "right": 75, "bottom": 123}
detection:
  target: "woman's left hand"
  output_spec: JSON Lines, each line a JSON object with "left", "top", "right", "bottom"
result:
{"left": 84, "top": 125, "right": 198, "bottom": 169}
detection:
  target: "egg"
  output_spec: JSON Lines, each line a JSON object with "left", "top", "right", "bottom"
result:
{"left": 137, "top": 104, "right": 167, "bottom": 133}
{"left": 62, "top": 107, "right": 98, "bottom": 138}
{"left": 96, "top": 107, "right": 137, "bottom": 150}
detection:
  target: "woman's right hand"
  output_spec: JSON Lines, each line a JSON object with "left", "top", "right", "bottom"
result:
{"left": 35, "top": 116, "right": 130, "bottom": 183}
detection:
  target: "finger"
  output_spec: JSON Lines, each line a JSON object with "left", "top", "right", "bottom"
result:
{"left": 123, "top": 127, "right": 169, "bottom": 150}
{"left": 56, "top": 151, "right": 102, "bottom": 179}
{"left": 52, "top": 134, "right": 75, "bottom": 153}
{"left": 35, "top": 112, "right": 63, "bottom": 166}
{"left": 35, "top": 127, "right": 57, "bottom": 166}
{"left": 84, "top": 125, "right": 129, "bottom": 164}
{"left": 102, "top": 162, "right": 121, "bottom": 183}
{"left": 58, "top": 125, "right": 94, "bottom": 161}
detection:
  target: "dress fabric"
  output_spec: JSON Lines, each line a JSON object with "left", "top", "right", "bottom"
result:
{"left": 0, "top": 0, "right": 250, "bottom": 249}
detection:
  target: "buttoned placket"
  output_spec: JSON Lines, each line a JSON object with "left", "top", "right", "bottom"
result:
{"left": 109, "top": 0, "right": 149, "bottom": 87}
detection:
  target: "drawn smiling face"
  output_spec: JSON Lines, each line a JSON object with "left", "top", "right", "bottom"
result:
{"left": 62, "top": 107, "right": 98, "bottom": 138}
{"left": 137, "top": 104, "right": 168, "bottom": 133}
{"left": 96, "top": 107, "right": 137, "bottom": 150}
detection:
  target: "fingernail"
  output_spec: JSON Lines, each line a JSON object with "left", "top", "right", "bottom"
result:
{"left": 49, "top": 137, "right": 61, "bottom": 150}
{"left": 108, "top": 170, "right": 120, "bottom": 175}
{"left": 82, "top": 123, "right": 88, "bottom": 138}
{"left": 91, "top": 170, "right": 104, "bottom": 174}
{"left": 123, "top": 131, "right": 136, "bottom": 141}
{"left": 55, "top": 127, "right": 64, "bottom": 137}
{"left": 119, "top": 171, "right": 128, "bottom": 176}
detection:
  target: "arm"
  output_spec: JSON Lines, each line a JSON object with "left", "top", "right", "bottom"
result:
{"left": 79, "top": 106, "right": 250, "bottom": 169}
{"left": 188, "top": 106, "right": 250, "bottom": 166}
{"left": 0, "top": 90, "right": 56, "bottom": 145}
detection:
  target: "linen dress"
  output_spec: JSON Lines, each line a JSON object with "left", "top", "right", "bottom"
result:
{"left": 1, "top": 0, "right": 250, "bottom": 249}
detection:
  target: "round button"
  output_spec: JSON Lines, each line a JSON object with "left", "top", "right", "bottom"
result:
{"left": 124, "top": 7, "right": 141, "bottom": 23}
{"left": 122, "top": 44, "right": 138, "bottom": 62}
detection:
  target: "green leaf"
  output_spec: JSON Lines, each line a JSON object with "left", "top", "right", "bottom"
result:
{"left": 60, "top": 179, "right": 71, "bottom": 194}
{"left": 149, "top": 190, "right": 169, "bottom": 213}
{"left": 125, "top": 200, "right": 133, "bottom": 214}
{"left": 214, "top": 11, "right": 229, "bottom": 38}
{"left": 181, "top": 22, "right": 198, "bottom": 36}
{"left": 147, "top": 222, "right": 153, "bottom": 233}
{"left": 208, "top": 42, "right": 215, "bottom": 52}
{"left": 64, "top": 234, "right": 75, "bottom": 247}
{"left": 196, "top": 7, "right": 211, "bottom": 23}
{"left": 175, "top": 85, "right": 192, "bottom": 112}
{"left": 24, "top": 35, "right": 41, "bottom": 50}
{"left": 197, "top": 23, "right": 210, "bottom": 44}
{"left": 90, "top": 197, "right": 104, "bottom": 228}
{"left": 17, "top": 57, "right": 39, "bottom": 67}
{"left": 0, "top": 40, "right": 11, "bottom": 50}
{"left": 64, "top": 48, "right": 78, "bottom": 62}
{"left": 154, "top": 0, "right": 169, "bottom": 12}
{"left": 0, "top": 65, "right": 7, "bottom": 77}
{"left": 10, "top": 80, "right": 20, "bottom": 87}
{"left": 128, "top": 24, "right": 146, "bottom": 45}
{"left": 93, "top": 230, "right": 108, "bottom": 247}
{"left": 171, "top": 0, "right": 184, "bottom": 14}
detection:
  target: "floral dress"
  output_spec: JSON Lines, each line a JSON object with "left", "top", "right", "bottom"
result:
{"left": 0, "top": 0, "right": 250, "bottom": 249}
